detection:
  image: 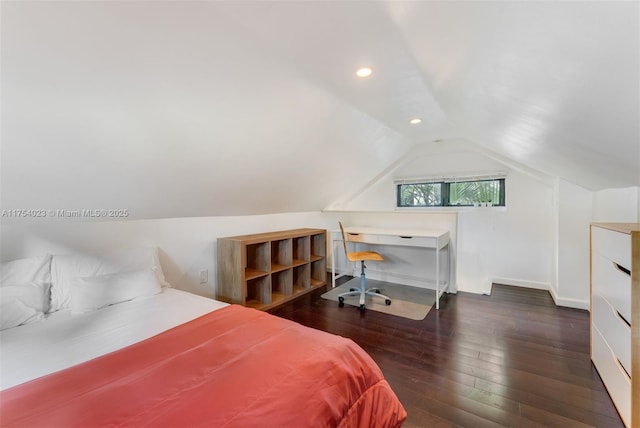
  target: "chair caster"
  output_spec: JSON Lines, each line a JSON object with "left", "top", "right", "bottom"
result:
{"left": 359, "top": 304, "right": 365, "bottom": 311}
{"left": 338, "top": 296, "right": 344, "bottom": 307}
{"left": 385, "top": 299, "right": 391, "bottom": 305}
{"left": 350, "top": 288, "right": 358, "bottom": 292}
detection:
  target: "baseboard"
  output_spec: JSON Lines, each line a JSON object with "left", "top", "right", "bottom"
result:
{"left": 552, "top": 296, "right": 589, "bottom": 310}
{"left": 491, "top": 277, "right": 550, "bottom": 291}
{"left": 548, "top": 287, "right": 590, "bottom": 310}
{"left": 548, "top": 284, "right": 559, "bottom": 304}
{"left": 482, "top": 282, "right": 493, "bottom": 295}
{"left": 494, "top": 278, "right": 589, "bottom": 310}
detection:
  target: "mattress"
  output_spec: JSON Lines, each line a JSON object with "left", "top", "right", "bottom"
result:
{"left": 0, "top": 288, "right": 228, "bottom": 390}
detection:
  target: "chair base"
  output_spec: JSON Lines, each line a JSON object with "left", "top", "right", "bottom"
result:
{"left": 338, "top": 290, "right": 392, "bottom": 311}
{"left": 337, "top": 262, "right": 391, "bottom": 310}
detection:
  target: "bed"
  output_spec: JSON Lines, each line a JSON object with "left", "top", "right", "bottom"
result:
{"left": 0, "top": 249, "right": 406, "bottom": 427}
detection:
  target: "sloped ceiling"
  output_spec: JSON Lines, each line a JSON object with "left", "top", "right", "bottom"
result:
{"left": 1, "top": 1, "right": 638, "bottom": 221}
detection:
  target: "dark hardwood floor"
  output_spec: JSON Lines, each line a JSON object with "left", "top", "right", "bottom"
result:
{"left": 270, "top": 280, "right": 624, "bottom": 428}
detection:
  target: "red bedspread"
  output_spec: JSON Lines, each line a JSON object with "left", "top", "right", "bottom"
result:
{"left": 0, "top": 305, "right": 406, "bottom": 427}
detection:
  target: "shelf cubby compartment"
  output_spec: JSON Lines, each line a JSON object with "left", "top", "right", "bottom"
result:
{"left": 271, "top": 268, "right": 293, "bottom": 304}
{"left": 293, "top": 264, "right": 310, "bottom": 293}
{"left": 246, "top": 242, "right": 270, "bottom": 274}
{"left": 311, "top": 233, "right": 326, "bottom": 261}
{"left": 310, "top": 258, "right": 327, "bottom": 286}
{"left": 245, "top": 276, "right": 271, "bottom": 308}
{"left": 271, "top": 239, "right": 292, "bottom": 273}
{"left": 292, "top": 236, "right": 310, "bottom": 266}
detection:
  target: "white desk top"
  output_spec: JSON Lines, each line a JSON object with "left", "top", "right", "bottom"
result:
{"left": 342, "top": 226, "right": 449, "bottom": 239}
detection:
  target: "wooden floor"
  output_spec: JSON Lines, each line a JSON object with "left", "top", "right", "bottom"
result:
{"left": 270, "top": 281, "right": 624, "bottom": 428}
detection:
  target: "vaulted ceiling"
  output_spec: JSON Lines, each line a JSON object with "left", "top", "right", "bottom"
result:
{"left": 2, "top": 1, "right": 638, "bottom": 220}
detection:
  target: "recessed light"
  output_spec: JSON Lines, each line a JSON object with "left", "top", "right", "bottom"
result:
{"left": 355, "top": 67, "right": 373, "bottom": 78}
{"left": 409, "top": 118, "right": 422, "bottom": 125}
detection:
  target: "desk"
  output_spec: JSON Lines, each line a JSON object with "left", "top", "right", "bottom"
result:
{"left": 331, "top": 227, "right": 450, "bottom": 309}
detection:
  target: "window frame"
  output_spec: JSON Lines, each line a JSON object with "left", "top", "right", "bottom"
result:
{"left": 396, "top": 177, "right": 506, "bottom": 208}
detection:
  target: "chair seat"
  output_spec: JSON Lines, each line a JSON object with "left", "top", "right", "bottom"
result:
{"left": 346, "top": 251, "right": 384, "bottom": 262}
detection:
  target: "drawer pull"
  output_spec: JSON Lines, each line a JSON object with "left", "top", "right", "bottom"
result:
{"left": 347, "top": 233, "right": 360, "bottom": 236}
{"left": 614, "top": 262, "right": 631, "bottom": 276}
{"left": 616, "top": 357, "right": 631, "bottom": 380}
{"left": 617, "top": 310, "right": 631, "bottom": 328}
{"left": 399, "top": 236, "right": 414, "bottom": 239}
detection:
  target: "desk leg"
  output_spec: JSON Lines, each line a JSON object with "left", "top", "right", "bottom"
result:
{"left": 330, "top": 237, "right": 351, "bottom": 288}
{"left": 436, "top": 246, "right": 440, "bottom": 310}
{"left": 331, "top": 239, "right": 336, "bottom": 288}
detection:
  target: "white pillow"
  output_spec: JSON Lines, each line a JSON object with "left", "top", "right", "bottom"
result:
{"left": 50, "top": 247, "right": 169, "bottom": 312}
{"left": 0, "top": 282, "right": 50, "bottom": 313}
{"left": 70, "top": 268, "right": 162, "bottom": 314}
{"left": 0, "top": 255, "right": 51, "bottom": 286}
{"left": 0, "top": 285, "right": 47, "bottom": 330}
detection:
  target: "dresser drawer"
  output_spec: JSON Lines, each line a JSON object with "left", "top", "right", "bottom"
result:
{"left": 592, "top": 325, "right": 631, "bottom": 427}
{"left": 591, "top": 294, "right": 631, "bottom": 375}
{"left": 592, "top": 252, "right": 631, "bottom": 324}
{"left": 592, "top": 226, "right": 631, "bottom": 270}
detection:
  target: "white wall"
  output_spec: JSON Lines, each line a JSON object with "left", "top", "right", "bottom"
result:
{"left": 553, "top": 179, "right": 593, "bottom": 309}
{"left": 550, "top": 184, "right": 639, "bottom": 310}
{"left": 324, "top": 142, "right": 556, "bottom": 296}
{"left": 458, "top": 171, "right": 555, "bottom": 294}
{"left": 0, "top": 212, "right": 324, "bottom": 298}
{"left": 592, "top": 186, "right": 639, "bottom": 222}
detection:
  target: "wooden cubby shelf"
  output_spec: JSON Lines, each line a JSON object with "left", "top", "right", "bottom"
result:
{"left": 217, "top": 228, "right": 327, "bottom": 311}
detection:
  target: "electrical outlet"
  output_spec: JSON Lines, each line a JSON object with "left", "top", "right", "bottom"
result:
{"left": 198, "top": 269, "right": 208, "bottom": 284}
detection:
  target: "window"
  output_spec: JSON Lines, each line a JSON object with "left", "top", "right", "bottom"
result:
{"left": 396, "top": 177, "right": 505, "bottom": 207}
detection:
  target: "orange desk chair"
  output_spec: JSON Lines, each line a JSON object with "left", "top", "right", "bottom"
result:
{"left": 337, "top": 221, "right": 392, "bottom": 311}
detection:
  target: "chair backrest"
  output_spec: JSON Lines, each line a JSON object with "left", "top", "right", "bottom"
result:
{"left": 338, "top": 221, "right": 350, "bottom": 257}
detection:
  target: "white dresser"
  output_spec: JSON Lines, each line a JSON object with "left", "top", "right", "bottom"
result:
{"left": 590, "top": 223, "right": 639, "bottom": 427}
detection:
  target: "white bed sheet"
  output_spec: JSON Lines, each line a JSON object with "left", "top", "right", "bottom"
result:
{"left": 0, "top": 288, "right": 228, "bottom": 390}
